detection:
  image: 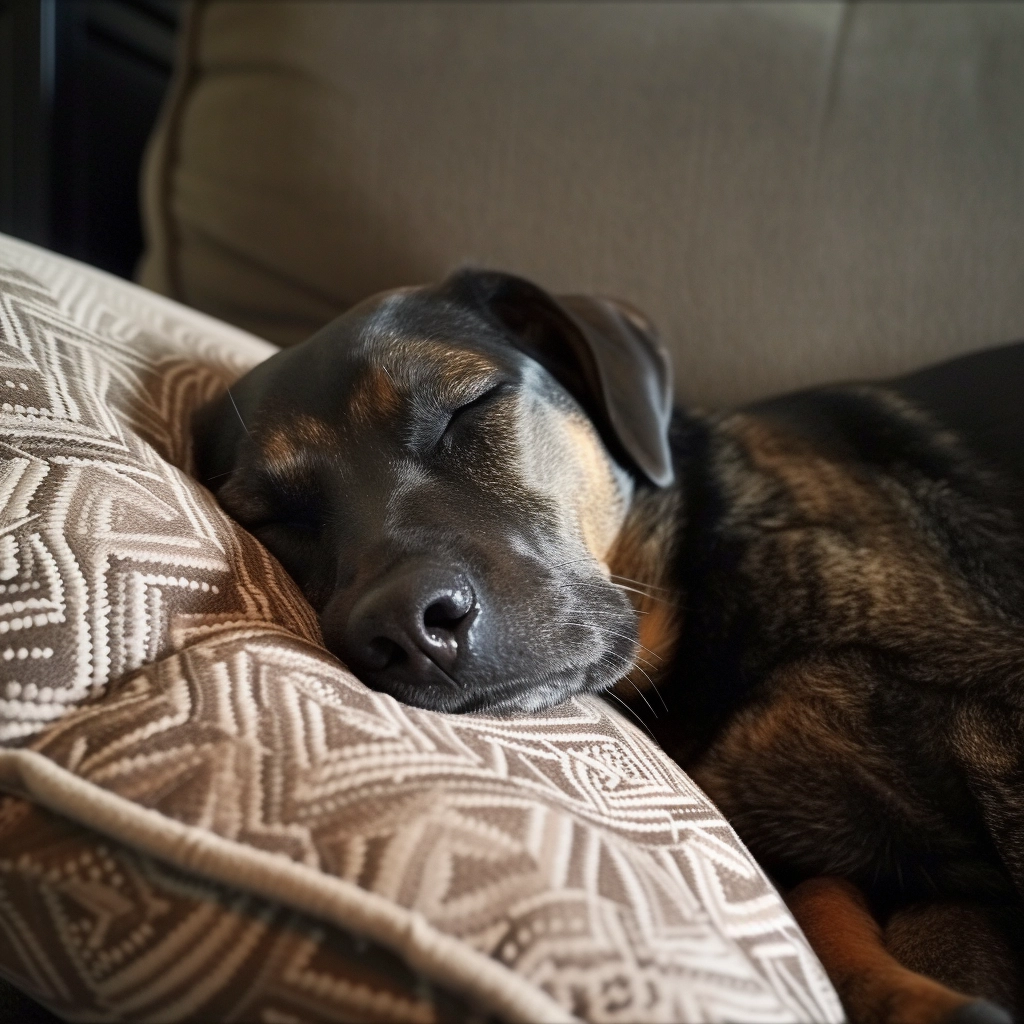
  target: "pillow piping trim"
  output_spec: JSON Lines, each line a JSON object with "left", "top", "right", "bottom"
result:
{"left": 0, "top": 748, "right": 578, "bottom": 1024}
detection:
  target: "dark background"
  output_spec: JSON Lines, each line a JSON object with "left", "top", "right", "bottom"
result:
{"left": 0, "top": 4, "right": 179, "bottom": 1015}
{"left": 0, "top": 0, "right": 180, "bottom": 280}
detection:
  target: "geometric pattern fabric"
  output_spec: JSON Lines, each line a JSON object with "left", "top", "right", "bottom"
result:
{"left": 0, "top": 234, "right": 843, "bottom": 1022}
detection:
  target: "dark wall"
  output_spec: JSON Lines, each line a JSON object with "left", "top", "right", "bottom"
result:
{"left": 0, "top": 0, "right": 180, "bottom": 279}
{"left": 0, "top": 3, "right": 179, "bottom": 1005}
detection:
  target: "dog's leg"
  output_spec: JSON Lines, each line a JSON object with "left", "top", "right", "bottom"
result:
{"left": 787, "top": 877, "right": 1013, "bottom": 1024}
{"left": 951, "top": 701, "right": 1024, "bottom": 904}
{"left": 884, "top": 903, "right": 1021, "bottom": 1016}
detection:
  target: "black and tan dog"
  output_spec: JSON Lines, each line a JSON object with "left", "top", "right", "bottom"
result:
{"left": 195, "top": 271, "right": 1024, "bottom": 1024}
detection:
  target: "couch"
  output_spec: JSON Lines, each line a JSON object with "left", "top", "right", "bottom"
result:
{"left": 140, "top": 1, "right": 1024, "bottom": 405}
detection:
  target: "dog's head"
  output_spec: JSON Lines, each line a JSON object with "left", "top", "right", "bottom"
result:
{"left": 194, "top": 270, "right": 673, "bottom": 713}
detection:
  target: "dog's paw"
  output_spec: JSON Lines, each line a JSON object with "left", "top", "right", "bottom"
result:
{"left": 943, "top": 999, "right": 1014, "bottom": 1024}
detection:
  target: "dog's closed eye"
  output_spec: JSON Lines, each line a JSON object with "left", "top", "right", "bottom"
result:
{"left": 433, "top": 381, "right": 509, "bottom": 451}
{"left": 446, "top": 382, "right": 507, "bottom": 429}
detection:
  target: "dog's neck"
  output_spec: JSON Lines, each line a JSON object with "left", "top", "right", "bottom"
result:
{"left": 605, "top": 476, "right": 688, "bottom": 738}
{"left": 607, "top": 482, "right": 685, "bottom": 671}
{"left": 604, "top": 411, "right": 739, "bottom": 763}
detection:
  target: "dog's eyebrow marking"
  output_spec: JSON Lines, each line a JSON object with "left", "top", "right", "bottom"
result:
{"left": 349, "top": 363, "right": 402, "bottom": 423}
{"left": 431, "top": 351, "right": 501, "bottom": 408}
{"left": 442, "top": 374, "right": 504, "bottom": 413}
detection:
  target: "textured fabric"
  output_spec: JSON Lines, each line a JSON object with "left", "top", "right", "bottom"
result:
{"left": 0, "top": 233, "right": 843, "bottom": 1021}
{"left": 139, "top": 1, "right": 1024, "bottom": 407}
{"left": 0, "top": 796, "right": 477, "bottom": 1024}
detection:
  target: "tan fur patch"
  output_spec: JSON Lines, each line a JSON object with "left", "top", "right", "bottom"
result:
{"left": 430, "top": 350, "right": 498, "bottom": 407}
{"left": 260, "top": 414, "right": 339, "bottom": 470}
{"left": 348, "top": 365, "right": 401, "bottom": 424}
{"left": 788, "top": 877, "right": 980, "bottom": 1024}
{"left": 561, "top": 414, "right": 632, "bottom": 562}
{"left": 725, "top": 413, "right": 888, "bottom": 523}
{"left": 514, "top": 382, "right": 632, "bottom": 565}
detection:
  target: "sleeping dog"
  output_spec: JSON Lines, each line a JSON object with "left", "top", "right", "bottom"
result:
{"left": 194, "top": 270, "right": 1024, "bottom": 1024}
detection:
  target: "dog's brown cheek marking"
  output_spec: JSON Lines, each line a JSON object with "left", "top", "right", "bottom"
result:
{"left": 514, "top": 398, "right": 631, "bottom": 563}
{"left": 607, "top": 486, "right": 683, "bottom": 695}
{"left": 560, "top": 413, "right": 632, "bottom": 563}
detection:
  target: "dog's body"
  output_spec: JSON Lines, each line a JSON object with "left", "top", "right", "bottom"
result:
{"left": 614, "top": 376, "right": 1024, "bottom": 1019}
{"left": 195, "top": 271, "right": 1024, "bottom": 1023}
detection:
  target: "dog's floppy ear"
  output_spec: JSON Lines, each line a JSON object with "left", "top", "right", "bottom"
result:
{"left": 447, "top": 270, "right": 674, "bottom": 487}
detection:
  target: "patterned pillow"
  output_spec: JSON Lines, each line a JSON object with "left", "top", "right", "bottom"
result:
{"left": 0, "top": 234, "right": 843, "bottom": 1023}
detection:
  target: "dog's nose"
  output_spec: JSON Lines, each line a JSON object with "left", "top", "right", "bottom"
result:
{"left": 342, "top": 565, "right": 476, "bottom": 686}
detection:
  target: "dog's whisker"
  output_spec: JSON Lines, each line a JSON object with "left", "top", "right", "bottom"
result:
{"left": 556, "top": 600, "right": 652, "bottom": 622}
{"left": 625, "top": 657, "right": 659, "bottom": 688}
{"left": 227, "top": 387, "right": 252, "bottom": 438}
{"left": 626, "top": 636, "right": 663, "bottom": 660}
{"left": 562, "top": 623, "right": 665, "bottom": 702}
{"left": 555, "top": 581, "right": 624, "bottom": 594}
{"left": 608, "top": 582, "right": 676, "bottom": 604}
{"left": 647, "top": 673, "right": 670, "bottom": 713}
{"left": 561, "top": 621, "right": 665, "bottom": 669}
{"left": 602, "top": 690, "right": 658, "bottom": 740}
{"left": 561, "top": 620, "right": 638, "bottom": 645}
{"left": 609, "top": 573, "right": 674, "bottom": 594}
{"left": 593, "top": 624, "right": 663, "bottom": 662}
{"left": 593, "top": 639, "right": 660, "bottom": 672}
{"left": 576, "top": 606, "right": 652, "bottom": 618}
{"left": 432, "top": 662, "right": 461, "bottom": 691}
{"left": 561, "top": 632, "right": 640, "bottom": 675}
{"left": 547, "top": 556, "right": 598, "bottom": 571}
{"left": 622, "top": 675, "right": 659, "bottom": 719}
{"left": 605, "top": 651, "right": 664, "bottom": 704}
{"left": 559, "top": 579, "right": 673, "bottom": 605}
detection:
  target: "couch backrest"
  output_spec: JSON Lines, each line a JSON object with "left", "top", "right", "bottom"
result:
{"left": 139, "top": 1, "right": 1024, "bottom": 406}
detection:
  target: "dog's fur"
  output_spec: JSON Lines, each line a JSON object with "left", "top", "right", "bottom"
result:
{"left": 195, "top": 271, "right": 1024, "bottom": 1024}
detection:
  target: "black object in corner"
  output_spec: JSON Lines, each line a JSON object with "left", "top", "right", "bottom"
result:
{"left": 0, "top": 0, "right": 181, "bottom": 279}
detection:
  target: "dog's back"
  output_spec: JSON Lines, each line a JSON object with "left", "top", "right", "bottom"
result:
{"left": 616, "top": 343, "right": 1024, "bottom": 1015}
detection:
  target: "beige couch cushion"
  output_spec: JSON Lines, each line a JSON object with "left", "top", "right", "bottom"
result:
{"left": 0, "top": 234, "right": 842, "bottom": 1021}
{"left": 140, "top": 1, "right": 1024, "bottom": 406}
